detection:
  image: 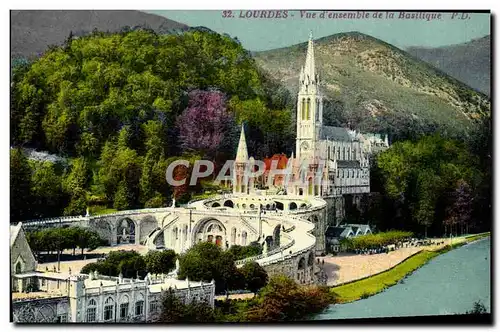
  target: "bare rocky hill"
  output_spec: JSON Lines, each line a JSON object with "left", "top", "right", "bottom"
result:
{"left": 407, "top": 35, "right": 490, "bottom": 96}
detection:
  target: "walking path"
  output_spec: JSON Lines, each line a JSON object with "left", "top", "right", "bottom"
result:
{"left": 322, "top": 236, "right": 467, "bottom": 286}
{"left": 36, "top": 244, "right": 149, "bottom": 274}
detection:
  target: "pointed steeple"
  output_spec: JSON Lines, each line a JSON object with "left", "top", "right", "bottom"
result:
{"left": 304, "top": 31, "right": 316, "bottom": 83}
{"left": 235, "top": 123, "right": 248, "bottom": 162}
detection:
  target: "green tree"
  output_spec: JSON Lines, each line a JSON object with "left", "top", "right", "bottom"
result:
{"left": 144, "top": 250, "right": 177, "bottom": 274}
{"left": 30, "top": 161, "right": 65, "bottom": 218}
{"left": 10, "top": 148, "right": 33, "bottom": 221}
{"left": 158, "top": 288, "right": 217, "bottom": 323}
{"left": 239, "top": 262, "right": 268, "bottom": 293}
{"left": 245, "top": 275, "right": 330, "bottom": 322}
{"left": 375, "top": 134, "right": 481, "bottom": 236}
{"left": 178, "top": 242, "right": 240, "bottom": 294}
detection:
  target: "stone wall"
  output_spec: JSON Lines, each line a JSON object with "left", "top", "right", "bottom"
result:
{"left": 13, "top": 296, "right": 70, "bottom": 323}
{"left": 261, "top": 249, "right": 316, "bottom": 285}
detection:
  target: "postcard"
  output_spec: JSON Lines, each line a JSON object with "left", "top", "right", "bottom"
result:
{"left": 10, "top": 9, "right": 491, "bottom": 324}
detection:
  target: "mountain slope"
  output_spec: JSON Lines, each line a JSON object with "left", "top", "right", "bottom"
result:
{"left": 407, "top": 36, "right": 490, "bottom": 96}
{"left": 10, "top": 10, "right": 188, "bottom": 59}
{"left": 253, "top": 32, "right": 490, "bottom": 141}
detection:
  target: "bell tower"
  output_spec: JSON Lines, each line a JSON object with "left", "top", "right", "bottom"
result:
{"left": 296, "top": 31, "right": 323, "bottom": 161}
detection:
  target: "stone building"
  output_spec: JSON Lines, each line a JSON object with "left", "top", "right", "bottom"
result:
{"left": 11, "top": 223, "right": 215, "bottom": 323}
{"left": 11, "top": 223, "right": 37, "bottom": 292}
{"left": 229, "top": 32, "right": 389, "bottom": 226}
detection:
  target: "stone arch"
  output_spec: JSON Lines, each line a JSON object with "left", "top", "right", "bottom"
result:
{"left": 298, "top": 257, "right": 306, "bottom": 270}
{"left": 273, "top": 224, "right": 281, "bottom": 248}
{"left": 300, "top": 203, "right": 307, "bottom": 209}
{"left": 120, "top": 294, "right": 130, "bottom": 304}
{"left": 289, "top": 202, "right": 297, "bottom": 210}
{"left": 223, "top": 200, "right": 234, "bottom": 208}
{"left": 116, "top": 218, "right": 137, "bottom": 244}
{"left": 275, "top": 201, "right": 284, "bottom": 210}
{"left": 192, "top": 218, "right": 226, "bottom": 247}
{"left": 212, "top": 202, "right": 221, "bottom": 208}
{"left": 308, "top": 252, "right": 314, "bottom": 266}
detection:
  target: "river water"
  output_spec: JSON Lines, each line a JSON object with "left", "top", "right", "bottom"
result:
{"left": 314, "top": 238, "right": 491, "bottom": 320}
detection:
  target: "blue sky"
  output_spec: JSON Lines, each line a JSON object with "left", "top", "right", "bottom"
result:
{"left": 148, "top": 10, "right": 490, "bottom": 51}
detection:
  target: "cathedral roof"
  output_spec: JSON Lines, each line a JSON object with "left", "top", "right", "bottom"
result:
{"left": 263, "top": 154, "right": 288, "bottom": 171}
{"left": 337, "top": 160, "right": 361, "bottom": 168}
{"left": 319, "top": 126, "right": 353, "bottom": 141}
{"left": 10, "top": 222, "right": 22, "bottom": 248}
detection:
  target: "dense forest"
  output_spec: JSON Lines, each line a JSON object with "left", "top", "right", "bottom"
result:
{"left": 344, "top": 119, "right": 492, "bottom": 236}
{"left": 10, "top": 29, "right": 294, "bottom": 221}
{"left": 10, "top": 28, "right": 491, "bottom": 237}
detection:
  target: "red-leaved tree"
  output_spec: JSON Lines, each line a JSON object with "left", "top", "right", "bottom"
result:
{"left": 176, "top": 90, "right": 237, "bottom": 159}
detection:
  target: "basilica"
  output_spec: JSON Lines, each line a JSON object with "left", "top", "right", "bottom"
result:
{"left": 11, "top": 33, "right": 391, "bottom": 323}
{"left": 233, "top": 32, "right": 389, "bottom": 219}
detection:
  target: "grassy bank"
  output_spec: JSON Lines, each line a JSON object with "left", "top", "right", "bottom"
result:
{"left": 465, "top": 232, "right": 491, "bottom": 243}
{"left": 330, "top": 232, "right": 490, "bottom": 304}
{"left": 330, "top": 250, "right": 439, "bottom": 303}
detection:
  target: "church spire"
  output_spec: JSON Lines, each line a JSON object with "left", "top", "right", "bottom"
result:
{"left": 304, "top": 31, "right": 316, "bottom": 84}
{"left": 235, "top": 123, "right": 248, "bottom": 162}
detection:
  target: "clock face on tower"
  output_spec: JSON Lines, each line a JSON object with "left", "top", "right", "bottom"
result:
{"left": 301, "top": 141, "right": 309, "bottom": 153}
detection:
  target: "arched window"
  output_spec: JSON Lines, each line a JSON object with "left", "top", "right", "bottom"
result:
{"left": 15, "top": 261, "right": 22, "bottom": 274}
{"left": 337, "top": 147, "right": 340, "bottom": 159}
{"left": 231, "top": 227, "right": 236, "bottom": 244}
{"left": 348, "top": 147, "right": 351, "bottom": 160}
{"left": 135, "top": 294, "right": 145, "bottom": 316}
{"left": 306, "top": 98, "right": 311, "bottom": 120}
{"left": 120, "top": 295, "right": 129, "bottom": 320}
{"left": 242, "top": 231, "right": 247, "bottom": 246}
{"left": 353, "top": 148, "right": 357, "bottom": 160}
{"left": 347, "top": 170, "right": 350, "bottom": 178}
{"left": 301, "top": 98, "right": 306, "bottom": 120}
{"left": 343, "top": 147, "right": 346, "bottom": 160}
{"left": 328, "top": 146, "right": 331, "bottom": 160}
{"left": 87, "top": 299, "right": 97, "bottom": 322}
{"left": 316, "top": 99, "right": 320, "bottom": 121}
{"left": 104, "top": 297, "right": 114, "bottom": 321}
